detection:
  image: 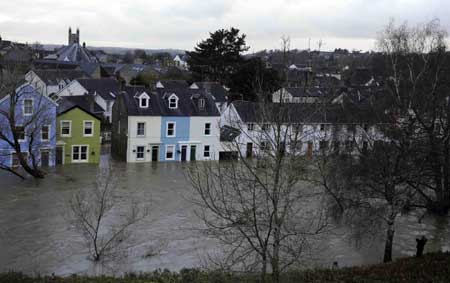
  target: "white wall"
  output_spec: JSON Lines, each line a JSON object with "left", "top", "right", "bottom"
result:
{"left": 127, "top": 116, "right": 162, "bottom": 163}
{"left": 57, "top": 81, "right": 87, "bottom": 97}
{"left": 189, "top": 116, "right": 220, "bottom": 161}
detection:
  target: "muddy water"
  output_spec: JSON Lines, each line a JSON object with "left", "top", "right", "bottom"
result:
{"left": 0, "top": 154, "right": 449, "bottom": 276}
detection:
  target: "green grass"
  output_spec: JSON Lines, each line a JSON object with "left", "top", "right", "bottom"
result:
{"left": 1, "top": 252, "right": 449, "bottom": 283}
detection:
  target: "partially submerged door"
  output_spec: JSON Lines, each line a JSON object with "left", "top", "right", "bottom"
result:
{"left": 151, "top": 146, "right": 159, "bottom": 162}
{"left": 41, "top": 150, "right": 49, "bottom": 167}
{"left": 56, "top": 147, "right": 63, "bottom": 165}
{"left": 246, "top": 142, "right": 253, "bottom": 158}
{"left": 181, "top": 145, "right": 187, "bottom": 162}
{"left": 190, "top": 145, "right": 196, "bottom": 161}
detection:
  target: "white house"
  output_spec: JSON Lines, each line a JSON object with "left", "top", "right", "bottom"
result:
{"left": 173, "top": 54, "right": 188, "bottom": 70}
{"left": 272, "top": 87, "right": 325, "bottom": 104}
{"left": 24, "top": 69, "right": 86, "bottom": 97}
{"left": 220, "top": 100, "right": 381, "bottom": 159}
{"left": 56, "top": 78, "right": 120, "bottom": 122}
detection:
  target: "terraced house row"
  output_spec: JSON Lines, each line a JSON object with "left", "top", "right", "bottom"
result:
{"left": 112, "top": 85, "right": 221, "bottom": 162}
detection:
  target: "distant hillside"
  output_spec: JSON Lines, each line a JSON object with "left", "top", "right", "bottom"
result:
{"left": 42, "top": 44, "right": 186, "bottom": 56}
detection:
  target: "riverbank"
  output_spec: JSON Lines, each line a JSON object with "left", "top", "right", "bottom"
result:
{"left": 2, "top": 252, "right": 449, "bottom": 283}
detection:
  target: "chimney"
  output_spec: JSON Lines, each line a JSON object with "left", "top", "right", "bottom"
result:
{"left": 83, "top": 42, "right": 86, "bottom": 48}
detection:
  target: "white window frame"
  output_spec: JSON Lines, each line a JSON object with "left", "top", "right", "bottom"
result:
{"left": 168, "top": 94, "right": 178, "bottom": 109}
{"left": 11, "top": 151, "right": 28, "bottom": 167}
{"left": 165, "top": 144, "right": 175, "bottom": 160}
{"left": 83, "top": 120, "right": 94, "bottom": 137}
{"left": 41, "top": 125, "right": 50, "bottom": 141}
{"left": 203, "top": 145, "right": 211, "bottom": 158}
{"left": 166, "top": 122, "right": 176, "bottom": 137}
{"left": 136, "top": 145, "right": 145, "bottom": 160}
{"left": 60, "top": 120, "right": 72, "bottom": 137}
{"left": 204, "top": 122, "right": 211, "bottom": 136}
{"left": 71, "top": 145, "right": 89, "bottom": 163}
{"left": 247, "top": 123, "right": 254, "bottom": 131}
{"left": 136, "top": 122, "right": 146, "bottom": 137}
{"left": 23, "top": 98, "right": 33, "bottom": 116}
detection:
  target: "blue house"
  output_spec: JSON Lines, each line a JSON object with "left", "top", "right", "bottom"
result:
{"left": 0, "top": 84, "right": 57, "bottom": 168}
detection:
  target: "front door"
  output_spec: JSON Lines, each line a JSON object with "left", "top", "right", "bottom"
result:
{"left": 246, "top": 142, "right": 253, "bottom": 158}
{"left": 56, "top": 146, "right": 63, "bottom": 165}
{"left": 151, "top": 146, "right": 159, "bottom": 162}
{"left": 181, "top": 145, "right": 187, "bottom": 162}
{"left": 41, "top": 150, "right": 49, "bottom": 167}
{"left": 190, "top": 145, "right": 196, "bottom": 161}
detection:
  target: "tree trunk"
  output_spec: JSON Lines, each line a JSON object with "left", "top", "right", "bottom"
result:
{"left": 383, "top": 220, "right": 395, "bottom": 263}
{"left": 260, "top": 254, "right": 267, "bottom": 283}
{"left": 271, "top": 227, "right": 281, "bottom": 283}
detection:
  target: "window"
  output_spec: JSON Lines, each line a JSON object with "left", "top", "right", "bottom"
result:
{"left": 137, "top": 122, "right": 145, "bottom": 136}
{"left": 140, "top": 97, "right": 148, "bottom": 108}
{"left": 16, "top": 126, "right": 25, "bottom": 141}
{"left": 83, "top": 121, "right": 94, "bottom": 137}
{"left": 61, "top": 121, "right": 71, "bottom": 137}
{"left": 23, "top": 99, "right": 33, "bottom": 115}
{"left": 247, "top": 123, "right": 254, "bottom": 131}
{"left": 72, "top": 145, "right": 88, "bottom": 162}
{"left": 166, "top": 145, "right": 175, "bottom": 160}
{"left": 320, "top": 124, "right": 326, "bottom": 131}
{"left": 204, "top": 123, "right": 211, "bottom": 136}
{"left": 199, "top": 99, "right": 205, "bottom": 109}
{"left": 41, "top": 125, "right": 49, "bottom": 141}
{"left": 136, "top": 146, "right": 145, "bottom": 160}
{"left": 169, "top": 95, "right": 178, "bottom": 109}
{"left": 260, "top": 141, "right": 270, "bottom": 150}
{"left": 203, "top": 145, "right": 211, "bottom": 158}
{"left": 167, "top": 122, "right": 175, "bottom": 137}
{"left": 261, "top": 123, "right": 270, "bottom": 131}
{"left": 319, "top": 140, "right": 329, "bottom": 150}
{"left": 12, "top": 152, "right": 27, "bottom": 167}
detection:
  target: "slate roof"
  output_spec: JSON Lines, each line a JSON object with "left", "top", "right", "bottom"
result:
{"left": 33, "top": 69, "right": 86, "bottom": 85}
{"left": 57, "top": 96, "right": 103, "bottom": 119}
{"left": 119, "top": 87, "right": 220, "bottom": 117}
{"left": 284, "top": 87, "right": 326, "bottom": 98}
{"left": 191, "top": 82, "right": 228, "bottom": 103}
{"left": 32, "top": 59, "right": 80, "bottom": 70}
{"left": 49, "top": 43, "right": 98, "bottom": 63}
{"left": 231, "top": 100, "right": 378, "bottom": 124}
{"left": 77, "top": 78, "right": 120, "bottom": 101}
{"left": 156, "top": 80, "right": 189, "bottom": 89}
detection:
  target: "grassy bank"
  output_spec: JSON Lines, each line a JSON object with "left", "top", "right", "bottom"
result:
{"left": 1, "top": 252, "right": 449, "bottom": 283}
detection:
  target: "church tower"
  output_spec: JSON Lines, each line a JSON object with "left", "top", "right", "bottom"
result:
{"left": 68, "top": 27, "right": 80, "bottom": 45}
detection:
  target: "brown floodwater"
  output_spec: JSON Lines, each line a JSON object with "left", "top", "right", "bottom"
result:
{"left": 0, "top": 153, "right": 448, "bottom": 276}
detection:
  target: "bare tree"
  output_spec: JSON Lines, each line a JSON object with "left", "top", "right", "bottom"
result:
{"left": 377, "top": 19, "right": 450, "bottom": 214}
{"left": 0, "top": 61, "right": 52, "bottom": 179}
{"left": 69, "top": 166, "right": 148, "bottom": 262}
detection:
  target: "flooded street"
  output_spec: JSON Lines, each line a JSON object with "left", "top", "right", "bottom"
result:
{"left": 0, "top": 153, "right": 449, "bottom": 276}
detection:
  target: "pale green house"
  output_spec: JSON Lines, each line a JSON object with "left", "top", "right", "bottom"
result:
{"left": 56, "top": 97, "right": 102, "bottom": 165}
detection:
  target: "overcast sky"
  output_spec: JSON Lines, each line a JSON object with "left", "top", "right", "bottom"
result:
{"left": 0, "top": 0, "right": 448, "bottom": 52}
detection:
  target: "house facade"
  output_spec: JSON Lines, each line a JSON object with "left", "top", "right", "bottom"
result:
{"left": 24, "top": 69, "right": 86, "bottom": 97}
{"left": 112, "top": 88, "right": 220, "bottom": 163}
{"left": 56, "top": 98, "right": 101, "bottom": 164}
{"left": 220, "top": 100, "right": 381, "bottom": 159}
{"left": 0, "top": 84, "right": 57, "bottom": 168}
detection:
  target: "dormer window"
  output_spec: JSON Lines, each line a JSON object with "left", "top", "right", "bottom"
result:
{"left": 168, "top": 94, "right": 178, "bottom": 109}
{"left": 138, "top": 92, "right": 150, "bottom": 108}
{"left": 199, "top": 98, "right": 205, "bottom": 109}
